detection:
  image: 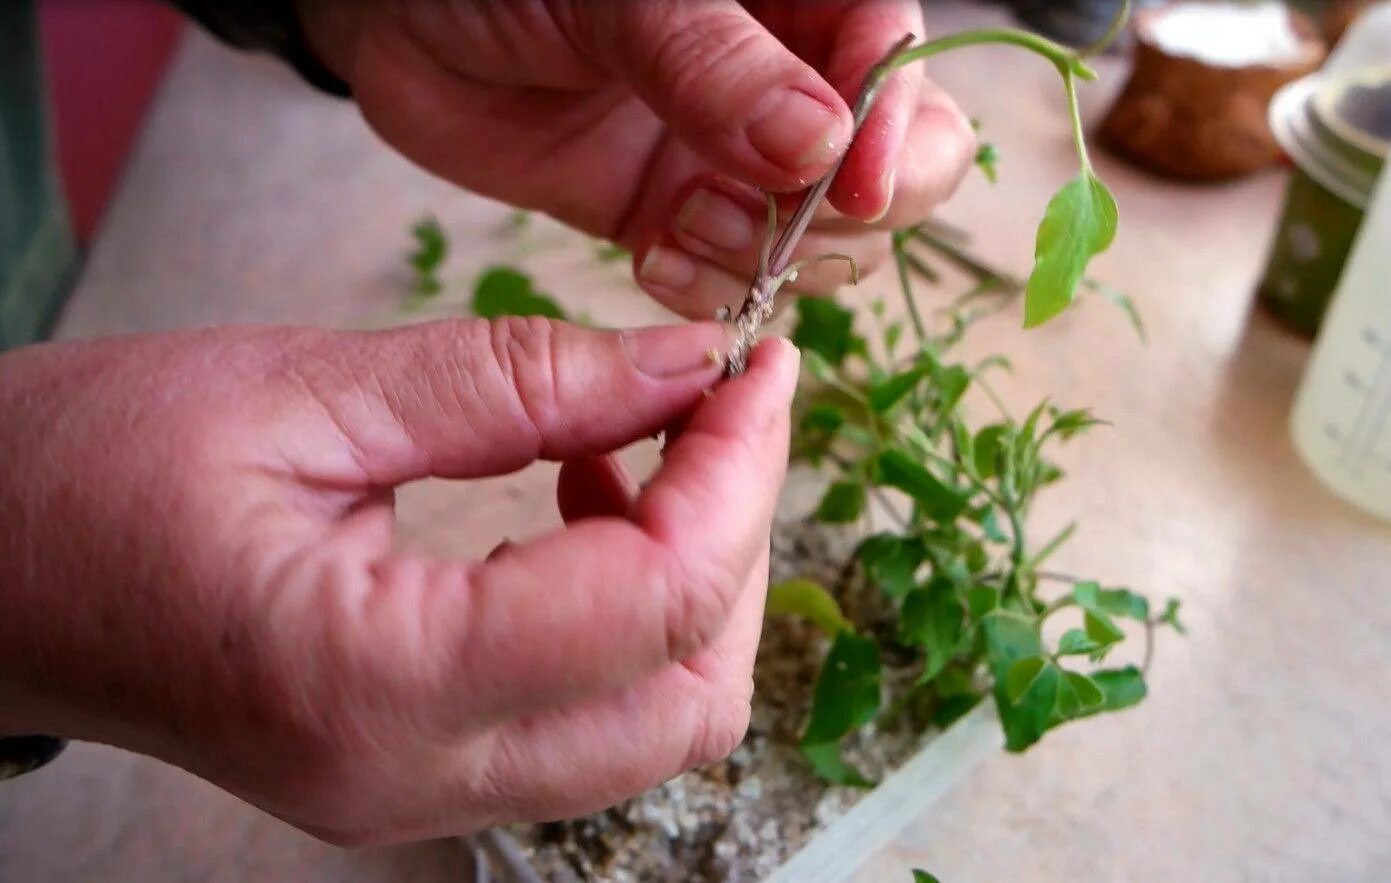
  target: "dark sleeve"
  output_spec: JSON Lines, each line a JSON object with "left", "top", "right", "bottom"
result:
{"left": 166, "top": 0, "right": 351, "bottom": 97}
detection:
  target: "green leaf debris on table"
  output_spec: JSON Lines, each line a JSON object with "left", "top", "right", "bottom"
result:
{"left": 471, "top": 266, "right": 567, "bottom": 320}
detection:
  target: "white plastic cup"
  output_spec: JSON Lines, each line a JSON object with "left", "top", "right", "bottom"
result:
{"left": 1290, "top": 165, "right": 1391, "bottom": 521}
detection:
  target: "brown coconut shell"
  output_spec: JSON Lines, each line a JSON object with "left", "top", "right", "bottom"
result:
{"left": 1102, "top": 4, "right": 1327, "bottom": 180}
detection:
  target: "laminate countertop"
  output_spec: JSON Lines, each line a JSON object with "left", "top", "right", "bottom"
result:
{"left": 3, "top": 3, "right": 1388, "bottom": 881}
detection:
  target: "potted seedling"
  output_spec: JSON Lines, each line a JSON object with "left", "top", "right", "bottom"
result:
{"left": 400, "top": 6, "right": 1183, "bottom": 881}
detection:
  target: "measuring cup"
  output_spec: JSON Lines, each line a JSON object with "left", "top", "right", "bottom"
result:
{"left": 1290, "top": 163, "right": 1391, "bottom": 521}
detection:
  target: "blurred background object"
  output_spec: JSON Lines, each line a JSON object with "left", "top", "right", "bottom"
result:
{"left": 0, "top": 0, "right": 182, "bottom": 350}
{"left": 1289, "top": 163, "right": 1390, "bottom": 520}
{"left": 1258, "top": 4, "right": 1389, "bottom": 337}
{"left": 1101, "top": 1, "right": 1326, "bottom": 180}
{"left": 1009, "top": 0, "right": 1163, "bottom": 46}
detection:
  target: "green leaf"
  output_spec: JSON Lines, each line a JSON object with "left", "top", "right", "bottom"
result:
{"left": 802, "top": 631, "right": 882, "bottom": 746}
{"left": 868, "top": 363, "right": 930, "bottom": 412}
{"left": 409, "top": 217, "right": 448, "bottom": 275}
{"left": 1084, "top": 611, "right": 1126, "bottom": 646}
{"left": 1024, "top": 172, "right": 1119, "bottom": 329}
{"left": 983, "top": 613, "right": 1059, "bottom": 752}
{"left": 1047, "top": 407, "right": 1104, "bottom": 441}
{"left": 899, "top": 578, "right": 966, "bottom": 681}
{"left": 1094, "top": 587, "right": 1150, "bottom": 621}
{"left": 1005, "top": 656, "right": 1048, "bottom": 704}
{"left": 766, "top": 579, "right": 851, "bottom": 636}
{"left": 802, "top": 742, "right": 875, "bottom": 788}
{"left": 966, "top": 584, "right": 999, "bottom": 618}
{"left": 472, "top": 266, "right": 567, "bottom": 320}
{"left": 815, "top": 481, "right": 866, "bottom": 524}
{"left": 933, "top": 365, "right": 971, "bottom": 416}
{"left": 912, "top": 870, "right": 943, "bottom": 883}
{"left": 793, "top": 297, "right": 857, "bottom": 366}
{"left": 1073, "top": 581, "right": 1129, "bottom": 646}
{"left": 801, "top": 403, "right": 845, "bottom": 435}
{"left": 1056, "top": 628, "right": 1103, "bottom": 656}
{"left": 875, "top": 449, "right": 970, "bottom": 521}
{"left": 1087, "top": 666, "right": 1148, "bottom": 712}
{"left": 1160, "top": 598, "right": 1187, "bottom": 635}
{"left": 1063, "top": 671, "right": 1105, "bottom": 709}
{"left": 859, "top": 533, "right": 926, "bottom": 599}
{"left": 973, "top": 424, "right": 1009, "bottom": 479}
{"left": 975, "top": 142, "right": 1000, "bottom": 184}
{"left": 884, "top": 322, "right": 904, "bottom": 355}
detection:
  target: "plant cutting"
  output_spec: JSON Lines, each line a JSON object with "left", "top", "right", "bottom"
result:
{"left": 396, "top": 5, "right": 1185, "bottom": 879}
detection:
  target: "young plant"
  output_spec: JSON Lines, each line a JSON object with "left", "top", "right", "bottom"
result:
{"left": 769, "top": 217, "right": 1181, "bottom": 780}
{"left": 723, "top": 3, "right": 1131, "bottom": 371}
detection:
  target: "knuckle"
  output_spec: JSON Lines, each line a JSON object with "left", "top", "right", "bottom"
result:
{"left": 485, "top": 315, "right": 564, "bottom": 443}
{"left": 687, "top": 688, "right": 753, "bottom": 768}
{"left": 646, "top": 12, "right": 766, "bottom": 126}
{"left": 662, "top": 549, "right": 742, "bottom": 662}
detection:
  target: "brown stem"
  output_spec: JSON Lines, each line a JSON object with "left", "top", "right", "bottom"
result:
{"left": 723, "top": 34, "right": 914, "bottom": 377}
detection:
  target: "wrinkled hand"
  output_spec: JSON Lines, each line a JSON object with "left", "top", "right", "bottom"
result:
{"left": 299, "top": 0, "right": 976, "bottom": 318}
{"left": 0, "top": 320, "right": 797, "bottom": 845}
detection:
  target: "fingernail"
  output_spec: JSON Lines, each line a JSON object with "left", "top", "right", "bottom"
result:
{"left": 867, "top": 168, "right": 897, "bottom": 224}
{"left": 747, "top": 89, "right": 846, "bottom": 174}
{"left": 677, "top": 189, "right": 755, "bottom": 251}
{"left": 638, "top": 246, "right": 697, "bottom": 290}
{"left": 623, "top": 322, "right": 730, "bottom": 379}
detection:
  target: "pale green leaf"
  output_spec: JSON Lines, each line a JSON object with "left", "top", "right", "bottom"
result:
{"left": 1024, "top": 173, "right": 1118, "bottom": 328}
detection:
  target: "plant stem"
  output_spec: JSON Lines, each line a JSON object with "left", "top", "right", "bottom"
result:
{"left": 892, "top": 232, "right": 930, "bottom": 346}
{"left": 887, "top": 29, "right": 1096, "bottom": 81}
{"left": 1063, "top": 71, "right": 1093, "bottom": 173}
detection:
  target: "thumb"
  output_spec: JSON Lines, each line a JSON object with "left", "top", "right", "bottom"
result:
{"left": 293, "top": 317, "right": 729, "bottom": 487}
{"left": 585, "top": 2, "right": 853, "bottom": 191}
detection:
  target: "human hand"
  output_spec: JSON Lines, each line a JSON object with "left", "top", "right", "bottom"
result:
{"left": 0, "top": 319, "right": 797, "bottom": 845}
{"left": 297, "top": 0, "right": 976, "bottom": 318}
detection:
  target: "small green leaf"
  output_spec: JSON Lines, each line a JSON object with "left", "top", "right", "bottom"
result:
{"left": 472, "top": 266, "right": 567, "bottom": 320}
{"left": 815, "top": 481, "right": 866, "bottom": 524}
{"left": 1073, "top": 581, "right": 1128, "bottom": 646}
{"left": 978, "top": 507, "right": 1008, "bottom": 544}
{"left": 973, "top": 424, "right": 1009, "bottom": 479}
{"left": 933, "top": 365, "right": 971, "bottom": 416}
{"left": 884, "top": 322, "right": 904, "bottom": 355}
{"left": 802, "top": 742, "right": 875, "bottom": 788}
{"left": 1094, "top": 587, "right": 1150, "bottom": 621}
{"left": 1087, "top": 666, "right": 1148, "bottom": 712}
{"left": 1024, "top": 172, "right": 1119, "bottom": 329}
{"left": 875, "top": 449, "right": 970, "bottom": 521}
{"left": 1160, "top": 598, "right": 1187, "bottom": 635}
{"left": 983, "top": 612, "right": 1058, "bottom": 752}
{"left": 1047, "top": 407, "right": 1104, "bottom": 441}
{"left": 766, "top": 579, "right": 851, "bottom": 636}
{"left": 912, "top": 870, "right": 943, "bottom": 883}
{"left": 408, "top": 217, "right": 448, "bottom": 275}
{"left": 975, "top": 142, "right": 1000, "bottom": 184}
{"left": 899, "top": 578, "right": 966, "bottom": 681}
{"left": 868, "top": 363, "right": 931, "bottom": 412}
{"left": 966, "top": 584, "right": 999, "bottom": 618}
{"left": 792, "top": 297, "right": 857, "bottom": 366}
{"left": 1056, "top": 628, "right": 1103, "bottom": 656}
{"left": 1005, "top": 656, "right": 1048, "bottom": 704}
{"left": 858, "top": 533, "right": 926, "bottom": 599}
{"left": 801, "top": 403, "right": 845, "bottom": 435}
{"left": 1064, "top": 671, "right": 1105, "bottom": 709}
{"left": 1084, "top": 610, "right": 1126, "bottom": 646}
{"left": 802, "top": 631, "right": 882, "bottom": 746}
